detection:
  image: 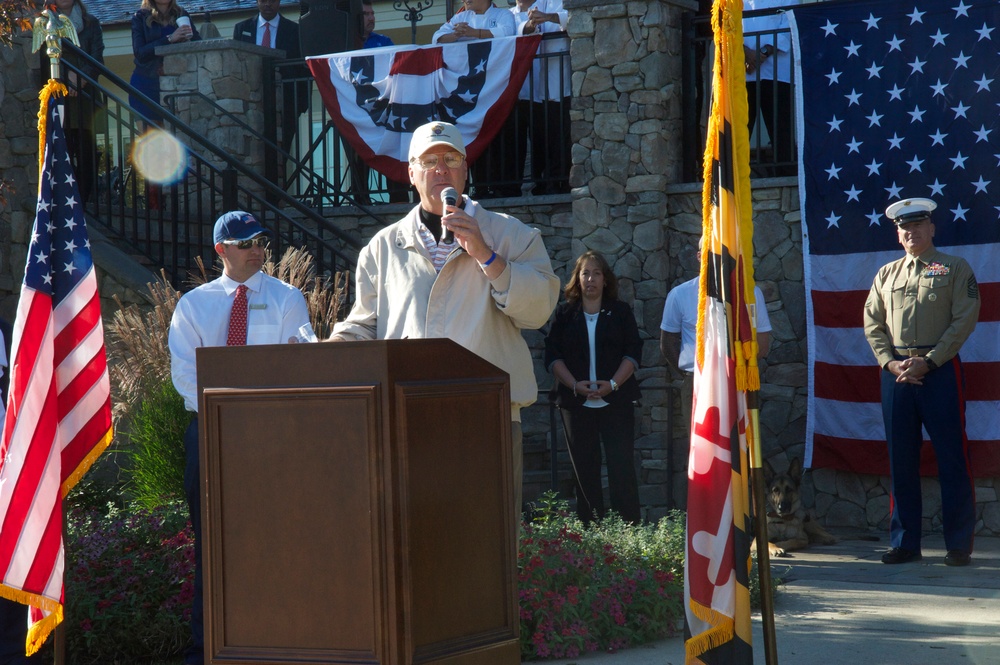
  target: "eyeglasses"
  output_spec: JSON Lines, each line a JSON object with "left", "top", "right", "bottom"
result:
{"left": 410, "top": 152, "right": 465, "bottom": 171}
{"left": 222, "top": 237, "right": 269, "bottom": 250}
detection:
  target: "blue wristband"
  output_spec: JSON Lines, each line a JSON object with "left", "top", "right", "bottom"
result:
{"left": 482, "top": 251, "right": 497, "bottom": 267}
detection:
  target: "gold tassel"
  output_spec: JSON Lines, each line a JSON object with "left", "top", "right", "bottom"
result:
{"left": 36, "top": 80, "right": 69, "bottom": 183}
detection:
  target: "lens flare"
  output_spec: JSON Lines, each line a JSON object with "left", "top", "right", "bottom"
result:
{"left": 132, "top": 129, "right": 187, "bottom": 185}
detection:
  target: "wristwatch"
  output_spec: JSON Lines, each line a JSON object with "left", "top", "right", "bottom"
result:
{"left": 610, "top": 379, "right": 619, "bottom": 392}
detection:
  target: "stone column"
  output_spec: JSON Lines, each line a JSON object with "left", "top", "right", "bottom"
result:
{"left": 158, "top": 40, "right": 280, "bottom": 205}
{"left": 0, "top": 35, "right": 41, "bottom": 314}
{"left": 563, "top": 0, "right": 697, "bottom": 521}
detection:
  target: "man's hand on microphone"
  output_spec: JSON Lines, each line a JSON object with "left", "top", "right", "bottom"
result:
{"left": 441, "top": 204, "right": 506, "bottom": 278}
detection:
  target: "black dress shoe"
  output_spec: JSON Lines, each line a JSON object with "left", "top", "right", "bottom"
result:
{"left": 881, "top": 547, "right": 922, "bottom": 564}
{"left": 944, "top": 550, "right": 971, "bottom": 566}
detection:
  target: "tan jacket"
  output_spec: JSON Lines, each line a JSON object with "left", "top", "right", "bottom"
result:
{"left": 864, "top": 247, "right": 980, "bottom": 369}
{"left": 331, "top": 200, "right": 559, "bottom": 420}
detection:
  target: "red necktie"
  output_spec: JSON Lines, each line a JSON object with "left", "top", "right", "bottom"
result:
{"left": 227, "top": 284, "right": 248, "bottom": 346}
{"left": 262, "top": 21, "right": 272, "bottom": 48}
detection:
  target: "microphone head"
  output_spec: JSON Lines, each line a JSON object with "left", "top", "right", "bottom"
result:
{"left": 441, "top": 187, "right": 459, "bottom": 207}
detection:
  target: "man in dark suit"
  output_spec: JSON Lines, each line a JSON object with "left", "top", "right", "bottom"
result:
{"left": 233, "top": 0, "right": 308, "bottom": 161}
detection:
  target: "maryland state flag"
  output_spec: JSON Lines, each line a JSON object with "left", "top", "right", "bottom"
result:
{"left": 683, "top": 0, "right": 759, "bottom": 660}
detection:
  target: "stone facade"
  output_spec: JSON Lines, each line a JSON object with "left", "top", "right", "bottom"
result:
{"left": 0, "top": 35, "right": 40, "bottom": 319}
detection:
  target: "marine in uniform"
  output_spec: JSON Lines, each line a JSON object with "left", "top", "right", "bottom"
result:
{"left": 863, "top": 198, "right": 980, "bottom": 567}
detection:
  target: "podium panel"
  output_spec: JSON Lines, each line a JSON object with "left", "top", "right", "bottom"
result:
{"left": 197, "top": 340, "right": 518, "bottom": 665}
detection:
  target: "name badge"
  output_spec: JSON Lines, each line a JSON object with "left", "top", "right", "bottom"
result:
{"left": 250, "top": 303, "right": 267, "bottom": 310}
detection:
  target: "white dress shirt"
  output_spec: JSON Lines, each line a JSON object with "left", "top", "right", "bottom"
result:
{"left": 511, "top": 0, "right": 570, "bottom": 102}
{"left": 432, "top": 6, "right": 517, "bottom": 43}
{"left": 169, "top": 270, "right": 311, "bottom": 412}
{"left": 257, "top": 15, "right": 280, "bottom": 48}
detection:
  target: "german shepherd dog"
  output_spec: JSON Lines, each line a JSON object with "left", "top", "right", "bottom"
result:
{"left": 757, "top": 457, "right": 838, "bottom": 557}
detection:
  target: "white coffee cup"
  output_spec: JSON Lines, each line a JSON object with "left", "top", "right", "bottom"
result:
{"left": 176, "top": 16, "right": 191, "bottom": 28}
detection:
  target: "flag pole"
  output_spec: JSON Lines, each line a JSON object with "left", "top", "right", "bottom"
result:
{"left": 747, "top": 394, "right": 778, "bottom": 665}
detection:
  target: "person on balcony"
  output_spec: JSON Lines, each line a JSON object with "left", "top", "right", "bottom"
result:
{"left": 361, "top": 0, "right": 393, "bottom": 48}
{"left": 513, "top": 0, "right": 570, "bottom": 195}
{"left": 433, "top": 0, "right": 518, "bottom": 199}
{"left": 743, "top": 0, "right": 798, "bottom": 176}
{"left": 129, "top": 0, "right": 200, "bottom": 125}
{"left": 346, "top": 0, "right": 408, "bottom": 204}
{"left": 328, "top": 121, "right": 559, "bottom": 516}
{"left": 55, "top": 0, "right": 104, "bottom": 205}
{"left": 432, "top": 0, "right": 517, "bottom": 43}
{"left": 233, "top": 0, "right": 307, "bottom": 158}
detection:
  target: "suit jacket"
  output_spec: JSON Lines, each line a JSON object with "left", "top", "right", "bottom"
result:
{"left": 232, "top": 14, "right": 301, "bottom": 57}
{"left": 544, "top": 298, "right": 642, "bottom": 409}
{"left": 233, "top": 14, "right": 308, "bottom": 113}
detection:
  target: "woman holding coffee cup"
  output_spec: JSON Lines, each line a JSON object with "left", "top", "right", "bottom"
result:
{"left": 129, "top": 0, "right": 201, "bottom": 125}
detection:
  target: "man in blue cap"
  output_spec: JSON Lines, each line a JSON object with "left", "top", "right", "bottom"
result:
{"left": 864, "top": 198, "right": 980, "bottom": 567}
{"left": 168, "top": 211, "right": 312, "bottom": 664}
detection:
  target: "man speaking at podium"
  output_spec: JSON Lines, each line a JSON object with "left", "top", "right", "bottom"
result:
{"left": 329, "top": 121, "right": 560, "bottom": 514}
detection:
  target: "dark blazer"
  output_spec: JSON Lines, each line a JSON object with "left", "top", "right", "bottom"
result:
{"left": 67, "top": 13, "right": 105, "bottom": 80}
{"left": 131, "top": 8, "right": 201, "bottom": 79}
{"left": 232, "top": 14, "right": 301, "bottom": 57}
{"left": 544, "top": 299, "right": 642, "bottom": 409}
{"left": 233, "top": 14, "right": 308, "bottom": 116}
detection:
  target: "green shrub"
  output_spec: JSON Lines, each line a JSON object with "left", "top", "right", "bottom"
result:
{"left": 125, "top": 380, "right": 191, "bottom": 509}
{"left": 64, "top": 501, "right": 193, "bottom": 664}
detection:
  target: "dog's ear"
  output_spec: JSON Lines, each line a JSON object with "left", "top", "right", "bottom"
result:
{"left": 788, "top": 457, "right": 803, "bottom": 481}
{"left": 762, "top": 459, "right": 776, "bottom": 483}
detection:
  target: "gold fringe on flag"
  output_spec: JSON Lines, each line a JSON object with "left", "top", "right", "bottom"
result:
{"left": 695, "top": 0, "right": 760, "bottom": 392}
{"left": 37, "top": 80, "right": 68, "bottom": 180}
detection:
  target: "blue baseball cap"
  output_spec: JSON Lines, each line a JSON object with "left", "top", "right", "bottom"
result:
{"left": 213, "top": 211, "right": 272, "bottom": 244}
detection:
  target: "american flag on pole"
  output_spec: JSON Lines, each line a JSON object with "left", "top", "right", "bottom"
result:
{"left": 684, "top": 0, "right": 755, "bottom": 661}
{"left": 0, "top": 84, "right": 113, "bottom": 655}
{"left": 307, "top": 35, "right": 542, "bottom": 183}
{"left": 789, "top": 0, "right": 1000, "bottom": 476}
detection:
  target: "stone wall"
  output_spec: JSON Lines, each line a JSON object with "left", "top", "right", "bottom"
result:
{"left": 0, "top": 36, "right": 155, "bottom": 322}
{"left": 0, "top": 35, "right": 39, "bottom": 320}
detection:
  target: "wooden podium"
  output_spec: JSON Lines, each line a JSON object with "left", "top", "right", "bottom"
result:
{"left": 196, "top": 339, "right": 519, "bottom": 665}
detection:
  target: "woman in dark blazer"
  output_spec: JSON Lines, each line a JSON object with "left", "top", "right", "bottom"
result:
{"left": 545, "top": 251, "right": 642, "bottom": 524}
{"left": 129, "top": 0, "right": 200, "bottom": 124}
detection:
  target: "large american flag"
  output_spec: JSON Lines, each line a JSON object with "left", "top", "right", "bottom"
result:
{"left": 684, "top": 0, "right": 755, "bottom": 661}
{"left": 307, "top": 35, "right": 541, "bottom": 183}
{"left": 790, "top": 0, "right": 1000, "bottom": 476}
{"left": 0, "top": 91, "right": 113, "bottom": 654}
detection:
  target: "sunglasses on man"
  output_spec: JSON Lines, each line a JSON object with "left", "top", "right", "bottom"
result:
{"left": 222, "top": 236, "right": 269, "bottom": 250}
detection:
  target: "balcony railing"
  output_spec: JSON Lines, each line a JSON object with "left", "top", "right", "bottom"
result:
{"left": 682, "top": 8, "right": 797, "bottom": 180}
{"left": 60, "top": 41, "right": 363, "bottom": 291}
{"left": 267, "top": 32, "right": 573, "bottom": 204}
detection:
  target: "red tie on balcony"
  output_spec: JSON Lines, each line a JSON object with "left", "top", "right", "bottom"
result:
{"left": 262, "top": 21, "right": 272, "bottom": 49}
{"left": 227, "top": 284, "right": 249, "bottom": 346}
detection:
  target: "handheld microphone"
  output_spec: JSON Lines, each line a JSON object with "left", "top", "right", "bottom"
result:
{"left": 441, "top": 186, "right": 459, "bottom": 243}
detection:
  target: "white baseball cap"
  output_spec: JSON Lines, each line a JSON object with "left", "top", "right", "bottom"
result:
{"left": 408, "top": 121, "right": 466, "bottom": 161}
{"left": 885, "top": 198, "right": 937, "bottom": 225}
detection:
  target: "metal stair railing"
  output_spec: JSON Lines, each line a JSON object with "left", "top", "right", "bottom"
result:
{"left": 59, "top": 40, "right": 370, "bottom": 291}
